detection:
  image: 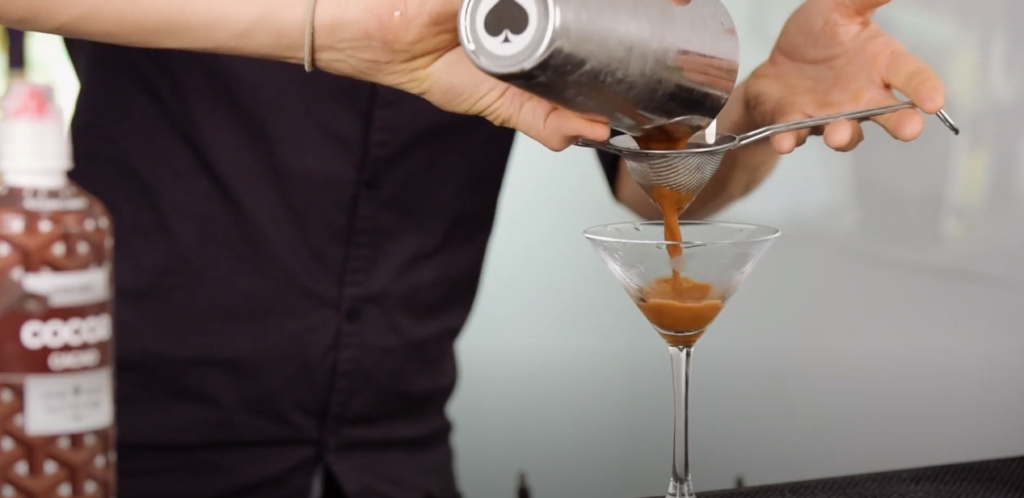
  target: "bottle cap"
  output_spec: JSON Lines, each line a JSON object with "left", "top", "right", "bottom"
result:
{"left": 0, "top": 81, "right": 72, "bottom": 189}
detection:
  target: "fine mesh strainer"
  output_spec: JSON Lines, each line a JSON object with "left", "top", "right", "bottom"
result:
{"left": 576, "top": 101, "right": 961, "bottom": 199}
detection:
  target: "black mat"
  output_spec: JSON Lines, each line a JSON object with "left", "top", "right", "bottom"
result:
{"left": 641, "top": 457, "right": 1024, "bottom": 498}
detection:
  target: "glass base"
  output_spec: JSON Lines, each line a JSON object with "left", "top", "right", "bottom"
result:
{"left": 666, "top": 478, "right": 695, "bottom": 498}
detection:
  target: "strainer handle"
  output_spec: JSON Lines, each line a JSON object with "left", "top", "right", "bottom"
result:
{"left": 734, "top": 101, "right": 960, "bottom": 147}
{"left": 574, "top": 137, "right": 622, "bottom": 154}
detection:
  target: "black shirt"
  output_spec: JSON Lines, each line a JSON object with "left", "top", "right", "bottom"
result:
{"left": 66, "top": 42, "right": 621, "bottom": 498}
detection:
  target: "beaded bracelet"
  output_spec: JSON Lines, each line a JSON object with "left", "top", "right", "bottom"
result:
{"left": 304, "top": 0, "right": 318, "bottom": 72}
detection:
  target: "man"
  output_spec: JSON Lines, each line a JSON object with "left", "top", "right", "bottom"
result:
{"left": 0, "top": 0, "right": 946, "bottom": 496}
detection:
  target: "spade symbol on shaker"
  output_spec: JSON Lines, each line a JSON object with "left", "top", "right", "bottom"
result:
{"left": 484, "top": 0, "right": 530, "bottom": 43}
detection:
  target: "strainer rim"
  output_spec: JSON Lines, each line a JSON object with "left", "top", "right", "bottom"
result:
{"left": 604, "top": 134, "right": 740, "bottom": 156}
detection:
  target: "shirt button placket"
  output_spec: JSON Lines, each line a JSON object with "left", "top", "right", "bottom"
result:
{"left": 325, "top": 87, "right": 383, "bottom": 472}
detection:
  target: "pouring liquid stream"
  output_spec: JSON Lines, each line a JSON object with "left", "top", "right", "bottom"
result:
{"left": 634, "top": 130, "right": 724, "bottom": 346}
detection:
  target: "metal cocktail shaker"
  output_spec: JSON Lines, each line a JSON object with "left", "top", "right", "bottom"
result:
{"left": 458, "top": 0, "right": 740, "bottom": 138}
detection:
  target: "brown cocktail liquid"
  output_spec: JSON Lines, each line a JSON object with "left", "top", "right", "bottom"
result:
{"left": 635, "top": 129, "right": 697, "bottom": 273}
{"left": 635, "top": 131, "right": 723, "bottom": 346}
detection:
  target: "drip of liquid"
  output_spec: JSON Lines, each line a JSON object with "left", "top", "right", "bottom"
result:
{"left": 635, "top": 130, "right": 724, "bottom": 346}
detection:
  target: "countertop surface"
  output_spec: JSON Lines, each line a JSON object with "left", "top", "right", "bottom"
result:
{"left": 642, "top": 457, "right": 1024, "bottom": 498}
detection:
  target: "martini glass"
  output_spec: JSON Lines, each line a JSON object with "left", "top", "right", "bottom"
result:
{"left": 584, "top": 221, "right": 779, "bottom": 498}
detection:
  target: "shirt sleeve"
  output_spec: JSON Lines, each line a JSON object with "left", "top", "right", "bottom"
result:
{"left": 6, "top": 29, "right": 25, "bottom": 71}
{"left": 597, "top": 130, "right": 627, "bottom": 195}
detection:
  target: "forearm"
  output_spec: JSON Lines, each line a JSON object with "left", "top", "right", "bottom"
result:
{"left": 0, "top": 0, "right": 366, "bottom": 68}
{"left": 614, "top": 81, "right": 780, "bottom": 220}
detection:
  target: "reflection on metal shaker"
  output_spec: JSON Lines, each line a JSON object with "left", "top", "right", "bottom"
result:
{"left": 458, "top": 0, "right": 741, "bottom": 138}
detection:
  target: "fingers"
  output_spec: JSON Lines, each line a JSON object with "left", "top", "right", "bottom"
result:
{"left": 480, "top": 84, "right": 609, "bottom": 150}
{"left": 771, "top": 114, "right": 867, "bottom": 154}
{"left": 884, "top": 49, "right": 946, "bottom": 114}
{"left": 844, "top": 0, "right": 892, "bottom": 16}
{"left": 772, "top": 99, "right": 923, "bottom": 153}
{"left": 863, "top": 91, "right": 927, "bottom": 141}
{"left": 422, "top": 52, "right": 609, "bottom": 151}
{"left": 769, "top": 113, "right": 814, "bottom": 155}
{"left": 873, "top": 107, "right": 925, "bottom": 142}
{"left": 579, "top": 112, "right": 611, "bottom": 125}
{"left": 542, "top": 109, "right": 611, "bottom": 150}
{"left": 823, "top": 119, "right": 865, "bottom": 152}
{"left": 513, "top": 94, "right": 609, "bottom": 150}
{"left": 774, "top": 120, "right": 867, "bottom": 154}
{"left": 770, "top": 132, "right": 811, "bottom": 155}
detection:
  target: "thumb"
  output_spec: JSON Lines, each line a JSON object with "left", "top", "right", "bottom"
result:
{"left": 504, "top": 92, "right": 611, "bottom": 151}
{"left": 845, "top": 0, "right": 892, "bottom": 16}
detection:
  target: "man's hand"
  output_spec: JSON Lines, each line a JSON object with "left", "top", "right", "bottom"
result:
{"left": 314, "top": 0, "right": 609, "bottom": 151}
{"left": 1, "top": 0, "right": 608, "bottom": 151}
{"left": 743, "top": 0, "right": 946, "bottom": 154}
{"left": 616, "top": 0, "right": 949, "bottom": 219}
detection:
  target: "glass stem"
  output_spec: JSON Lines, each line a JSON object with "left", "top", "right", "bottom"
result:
{"left": 668, "top": 346, "right": 695, "bottom": 498}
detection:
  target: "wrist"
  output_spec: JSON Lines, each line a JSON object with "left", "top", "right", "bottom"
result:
{"left": 310, "top": 0, "right": 412, "bottom": 85}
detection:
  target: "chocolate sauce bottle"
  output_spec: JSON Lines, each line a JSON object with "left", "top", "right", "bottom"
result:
{"left": 0, "top": 81, "right": 115, "bottom": 497}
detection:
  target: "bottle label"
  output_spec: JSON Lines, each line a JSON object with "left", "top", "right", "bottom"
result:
{"left": 21, "top": 367, "right": 114, "bottom": 437}
{"left": 475, "top": 0, "right": 539, "bottom": 57}
{"left": 0, "top": 297, "right": 115, "bottom": 496}
{"left": 0, "top": 307, "right": 113, "bottom": 374}
{"left": 21, "top": 195, "right": 91, "bottom": 213}
{"left": 21, "top": 265, "right": 111, "bottom": 308}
